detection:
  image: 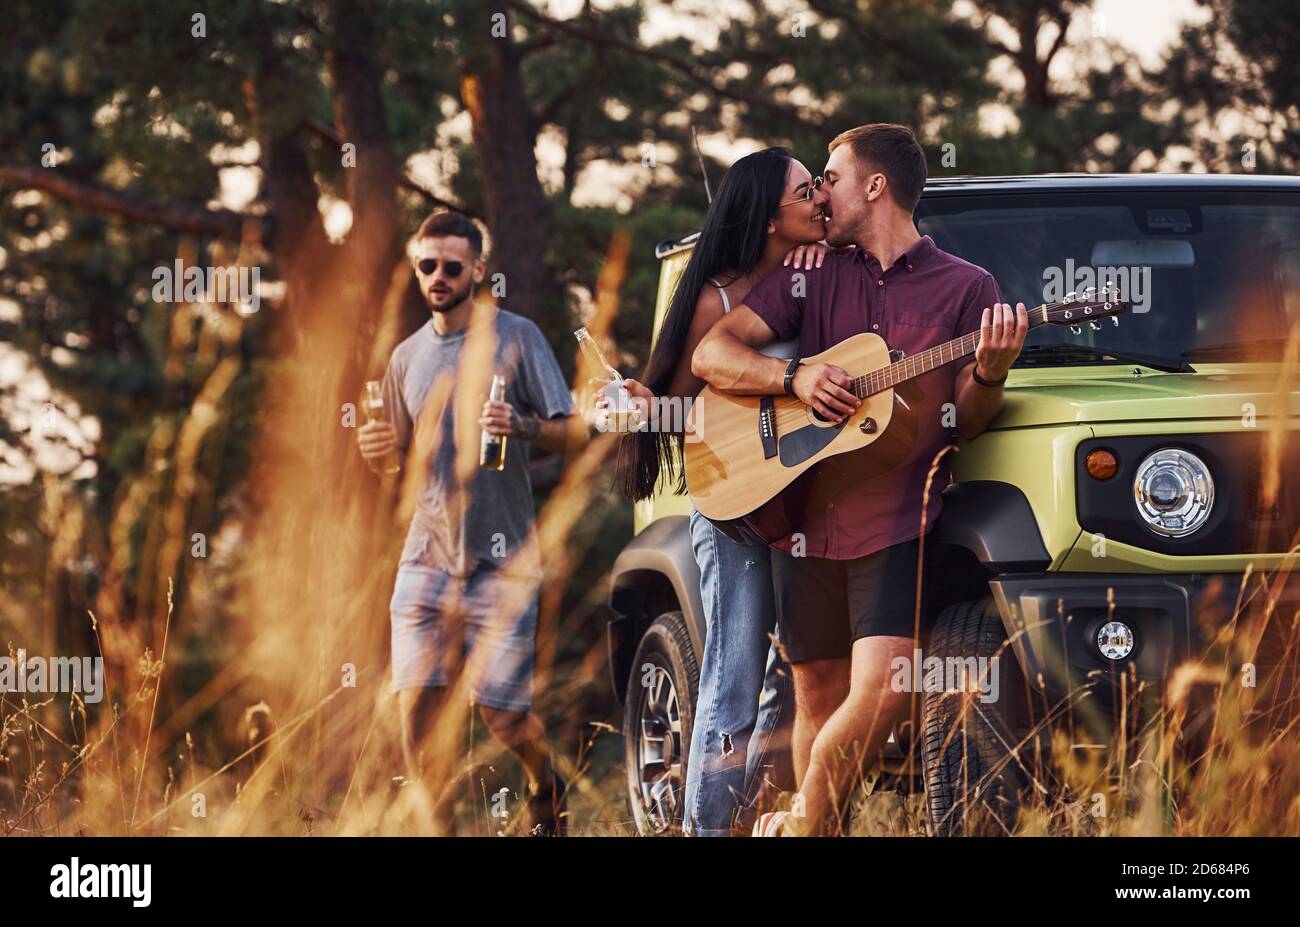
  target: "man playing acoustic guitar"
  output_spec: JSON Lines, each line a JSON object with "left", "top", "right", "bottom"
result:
{"left": 692, "top": 124, "right": 1028, "bottom": 836}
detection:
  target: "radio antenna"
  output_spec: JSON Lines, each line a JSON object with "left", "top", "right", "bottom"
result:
{"left": 692, "top": 127, "right": 713, "bottom": 204}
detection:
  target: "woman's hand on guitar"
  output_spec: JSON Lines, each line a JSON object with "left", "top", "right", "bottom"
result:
{"left": 782, "top": 242, "right": 829, "bottom": 269}
{"left": 792, "top": 363, "right": 860, "bottom": 423}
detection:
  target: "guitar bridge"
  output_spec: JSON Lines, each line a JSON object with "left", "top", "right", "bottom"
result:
{"left": 759, "top": 396, "right": 778, "bottom": 459}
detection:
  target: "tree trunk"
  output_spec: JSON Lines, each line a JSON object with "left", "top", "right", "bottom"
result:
{"left": 457, "top": 2, "right": 550, "bottom": 322}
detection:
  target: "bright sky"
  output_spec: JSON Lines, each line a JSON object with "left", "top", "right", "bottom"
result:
{"left": 1090, "top": 0, "right": 1206, "bottom": 66}
{"left": 635, "top": 0, "right": 1204, "bottom": 62}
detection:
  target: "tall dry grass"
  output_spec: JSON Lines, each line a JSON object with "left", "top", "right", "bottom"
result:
{"left": 1, "top": 229, "right": 635, "bottom": 837}
{"left": 2, "top": 244, "right": 1298, "bottom": 838}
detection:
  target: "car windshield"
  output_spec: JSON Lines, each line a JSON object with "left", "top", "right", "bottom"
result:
{"left": 917, "top": 189, "right": 1300, "bottom": 367}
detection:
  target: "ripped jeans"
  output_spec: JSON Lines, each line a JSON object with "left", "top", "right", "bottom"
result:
{"left": 684, "top": 508, "right": 793, "bottom": 836}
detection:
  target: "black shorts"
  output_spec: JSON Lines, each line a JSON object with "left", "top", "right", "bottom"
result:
{"left": 772, "top": 536, "right": 938, "bottom": 663}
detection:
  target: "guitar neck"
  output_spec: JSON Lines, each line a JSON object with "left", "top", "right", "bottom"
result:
{"left": 852, "top": 308, "right": 1048, "bottom": 398}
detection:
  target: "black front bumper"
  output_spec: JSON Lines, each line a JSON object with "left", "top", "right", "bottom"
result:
{"left": 988, "top": 571, "right": 1297, "bottom": 697}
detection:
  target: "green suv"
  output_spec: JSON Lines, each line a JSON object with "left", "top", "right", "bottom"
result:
{"left": 604, "top": 174, "right": 1300, "bottom": 835}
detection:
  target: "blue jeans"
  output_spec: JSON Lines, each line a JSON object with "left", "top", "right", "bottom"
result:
{"left": 389, "top": 528, "right": 538, "bottom": 712}
{"left": 684, "top": 509, "right": 793, "bottom": 836}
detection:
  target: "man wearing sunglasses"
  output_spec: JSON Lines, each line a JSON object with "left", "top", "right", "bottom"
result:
{"left": 357, "top": 210, "right": 583, "bottom": 835}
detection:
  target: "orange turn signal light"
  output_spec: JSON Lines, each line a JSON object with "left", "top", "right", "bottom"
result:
{"left": 1086, "top": 448, "right": 1118, "bottom": 481}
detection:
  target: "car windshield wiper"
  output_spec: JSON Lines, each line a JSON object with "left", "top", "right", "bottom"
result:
{"left": 1180, "top": 338, "right": 1289, "bottom": 360}
{"left": 1015, "top": 344, "right": 1192, "bottom": 373}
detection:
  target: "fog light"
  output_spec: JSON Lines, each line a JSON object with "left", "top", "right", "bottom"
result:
{"left": 1097, "top": 620, "right": 1135, "bottom": 661}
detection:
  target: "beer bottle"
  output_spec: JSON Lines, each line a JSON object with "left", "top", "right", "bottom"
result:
{"left": 363, "top": 381, "right": 401, "bottom": 474}
{"left": 574, "top": 327, "right": 643, "bottom": 432}
{"left": 480, "top": 374, "right": 507, "bottom": 470}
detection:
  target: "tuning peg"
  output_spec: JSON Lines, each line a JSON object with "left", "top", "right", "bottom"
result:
{"left": 1065, "top": 290, "right": 1077, "bottom": 301}
{"left": 1088, "top": 320, "right": 1101, "bottom": 330}
{"left": 1111, "top": 316, "right": 1119, "bottom": 327}
{"left": 1069, "top": 324, "right": 1082, "bottom": 335}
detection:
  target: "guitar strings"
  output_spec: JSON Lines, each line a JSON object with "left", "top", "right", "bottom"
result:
{"left": 850, "top": 294, "right": 1117, "bottom": 399}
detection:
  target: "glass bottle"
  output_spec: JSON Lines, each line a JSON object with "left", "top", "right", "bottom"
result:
{"left": 479, "top": 374, "right": 508, "bottom": 470}
{"left": 574, "top": 327, "right": 642, "bottom": 432}
{"left": 363, "top": 380, "right": 401, "bottom": 474}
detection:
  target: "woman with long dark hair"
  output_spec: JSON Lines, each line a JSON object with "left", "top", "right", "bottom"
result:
{"left": 608, "top": 147, "right": 829, "bottom": 835}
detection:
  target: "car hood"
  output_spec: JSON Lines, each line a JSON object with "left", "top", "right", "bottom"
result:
{"left": 992, "top": 363, "right": 1300, "bottom": 428}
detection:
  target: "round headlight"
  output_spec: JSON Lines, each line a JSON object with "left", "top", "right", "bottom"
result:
{"left": 1133, "top": 448, "right": 1214, "bottom": 537}
{"left": 1097, "top": 620, "right": 1135, "bottom": 661}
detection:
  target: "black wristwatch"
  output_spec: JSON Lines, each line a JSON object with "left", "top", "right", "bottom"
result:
{"left": 783, "top": 357, "right": 802, "bottom": 397}
{"left": 971, "top": 364, "right": 1007, "bottom": 388}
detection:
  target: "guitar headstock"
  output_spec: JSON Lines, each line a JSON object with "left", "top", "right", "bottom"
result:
{"left": 1036, "top": 285, "right": 1128, "bottom": 333}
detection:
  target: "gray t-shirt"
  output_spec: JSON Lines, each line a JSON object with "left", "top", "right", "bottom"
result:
{"left": 381, "top": 308, "right": 574, "bottom": 579}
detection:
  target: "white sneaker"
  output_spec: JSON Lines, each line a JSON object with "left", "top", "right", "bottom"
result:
{"left": 752, "top": 810, "right": 791, "bottom": 837}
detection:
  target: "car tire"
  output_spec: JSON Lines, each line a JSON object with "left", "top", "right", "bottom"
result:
{"left": 922, "top": 597, "right": 1025, "bottom": 836}
{"left": 624, "top": 610, "right": 699, "bottom": 836}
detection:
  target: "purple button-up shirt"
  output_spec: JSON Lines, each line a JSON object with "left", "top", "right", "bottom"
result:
{"left": 743, "top": 235, "right": 1001, "bottom": 560}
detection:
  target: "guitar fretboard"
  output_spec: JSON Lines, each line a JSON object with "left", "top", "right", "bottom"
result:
{"left": 851, "top": 312, "right": 1051, "bottom": 398}
{"left": 851, "top": 330, "right": 975, "bottom": 397}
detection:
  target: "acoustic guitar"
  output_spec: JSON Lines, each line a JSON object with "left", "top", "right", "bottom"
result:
{"left": 685, "top": 288, "right": 1127, "bottom": 540}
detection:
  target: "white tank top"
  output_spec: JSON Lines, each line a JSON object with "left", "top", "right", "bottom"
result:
{"left": 708, "top": 278, "right": 798, "bottom": 359}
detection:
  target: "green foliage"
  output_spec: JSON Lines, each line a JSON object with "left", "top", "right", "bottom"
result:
{"left": 546, "top": 198, "right": 705, "bottom": 376}
{"left": 1161, "top": 0, "right": 1300, "bottom": 171}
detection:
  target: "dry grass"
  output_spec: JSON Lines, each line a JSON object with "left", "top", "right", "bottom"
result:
{"left": 0, "top": 230, "right": 637, "bottom": 837}
{"left": 2, "top": 248, "right": 1297, "bottom": 838}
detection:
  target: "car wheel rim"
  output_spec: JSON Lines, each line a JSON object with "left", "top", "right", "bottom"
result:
{"left": 634, "top": 663, "right": 683, "bottom": 833}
